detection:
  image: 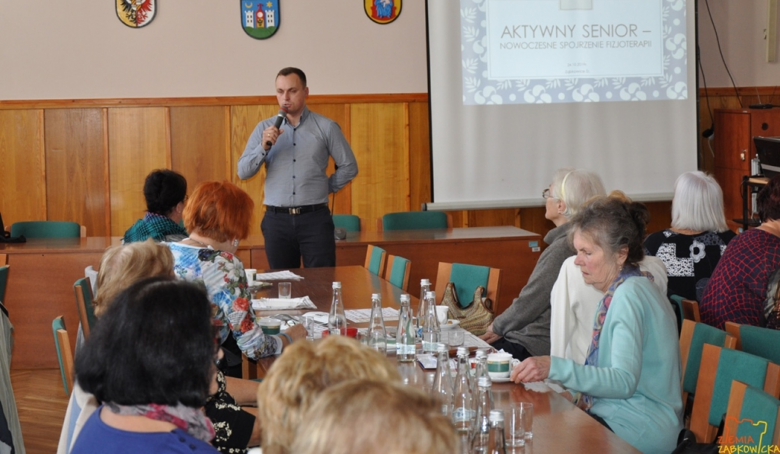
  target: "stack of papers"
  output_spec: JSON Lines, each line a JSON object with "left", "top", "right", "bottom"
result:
{"left": 252, "top": 296, "right": 317, "bottom": 310}
{"left": 254, "top": 270, "right": 304, "bottom": 281}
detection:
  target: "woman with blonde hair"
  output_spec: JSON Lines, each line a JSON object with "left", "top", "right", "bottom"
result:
{"left": 291, "top": 380, "right": 459, "bottom": 454}
{"left": 256, "top": 336, "right": 401, "bottom": 454}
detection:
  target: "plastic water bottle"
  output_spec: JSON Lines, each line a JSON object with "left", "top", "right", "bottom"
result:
{"left": 368, "top": 293, "right": 387, "bottom": 354}
{"left": 417, "top": 278, "right": 431, "bottom": 339}
{"left": 396, "top": 294, "right": 416, "bottom": 362}
{"left": 487, "top": 410, "right": 507, "bottom": 454}
{"left": 470, "top": 376, "right": 494, "bottom": 453}
{"left": 421, "top": 291, "right": 440, "bottom": 353}
{"left": 452, "top": 346, "right": 474, "bottom": 435}
{"left": 433, "top": 342, "right": 454, "bottom": 417}
{"left": 328, "top": 281, "right": 347, "bottom": 335}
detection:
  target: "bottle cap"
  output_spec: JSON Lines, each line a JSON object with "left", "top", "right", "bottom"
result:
{"left": 475, "top": 349, "right": 487, "bottom": 358}
{"left": 489, "top": 410, "right": 504, "bottom": 422}
{"left": 457, "top": 346, "right": 469, "bottom": 356}
{"left": 421, "top": 278, "right": 430, "bottom": 286}
{"left": 478, "top": 376, "right": 491, "bottom": 387}
{"left": 332, "top": 281, "right": 341, "bottom": 289}
{"left": 372, "top": 293, "right": 380, "bottom": 299}
{"left": 400, "top": 294, "right": 410, "bottom": 303}
{"left": 436, "top": 343, "right": 448, "bottom": 352}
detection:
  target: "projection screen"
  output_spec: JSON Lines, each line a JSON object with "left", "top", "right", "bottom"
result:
{"left": 425, "top": 0, "right": 698, "bottom": 210}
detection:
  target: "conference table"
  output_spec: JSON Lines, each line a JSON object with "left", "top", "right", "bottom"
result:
{"left": 1, "top": 226, "right": 541, "bottom": 369}
{"left": 251, "top": 266, "right": 639, "bottom": 454}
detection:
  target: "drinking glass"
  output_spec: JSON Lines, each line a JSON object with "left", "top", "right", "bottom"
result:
{"left": 303, "top": 316, "right": 316, "bottom": 341}
{"left": 506, "top": 404, "right": 526, "bottom": 448}
{"left": 278, "top": 281, "right": 292, "bottom": 299}
{"left": 521, "top": 402, "right": 534, "bottom": 440}
{"left": 448, "top": 329, "right": 464, "bottom": 346}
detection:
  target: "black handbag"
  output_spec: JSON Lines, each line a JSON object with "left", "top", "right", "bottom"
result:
{"left": 0, "top": 213, "right": 24, "bottom": 243}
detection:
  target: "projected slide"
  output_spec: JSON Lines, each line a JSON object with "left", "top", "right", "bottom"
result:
{"left": 461, "top": 0, "right": 688, "bottom": 104}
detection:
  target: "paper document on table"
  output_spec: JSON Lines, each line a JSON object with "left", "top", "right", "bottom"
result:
{"left": 252, "top": 296, "right": 317, "bottom": 310}
{"left": 523, "top": 380, "right": 567, "bottom": 394}
{"left": 463, "top": 330, "right": 492, "bottom": 349}
{"left": 254, "top": 270, "right": 304, "bottom": 281}
{"left": 345, "top": 308, "right": 399, "bottom": 323}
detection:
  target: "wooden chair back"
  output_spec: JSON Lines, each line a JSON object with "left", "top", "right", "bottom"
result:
{"left": 74, "top": 278, "right": 96, "bottom": 339}
{"left": 689, "top": 344, "right": 780, "bottom": 443}
{"left": 723, "top": 380, "right": 780, "bottom": 447}
{"left": 384, "top": 255, "right": 411, "bottom": 291}
{"left": 364, "top": 245, "right": 387, "bottom": 277}
{"left": 682, "top": 298, "right": 701, "bottom": 322}
{"left": 52, "top": 316, "right": 74, "bottom": 396}
{"left": 725, "top": 321, "right": 780, "bottom": 364}
{"left": 434, "top": 262, "right": 501, "bottom": 308}
{"left": 679, "top": 319, "right": 737, "bottom": 411}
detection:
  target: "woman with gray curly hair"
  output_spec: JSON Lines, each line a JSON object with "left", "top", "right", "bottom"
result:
{"left": 511, "top": 195, "right": 683, "bottom": 454}
{"left": 480, "top": 168, "right": 605, "bottom": 360}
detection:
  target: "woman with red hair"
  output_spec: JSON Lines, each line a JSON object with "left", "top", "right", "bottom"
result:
{"left": 167, "top": 181, "right": 305, "bottom": 377}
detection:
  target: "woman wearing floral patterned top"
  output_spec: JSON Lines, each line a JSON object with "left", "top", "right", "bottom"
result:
{"left": 644, "top": 171, "right": 736, "bottom": 302}
{"left": 167, "top": 181, "right": 306, "bottom": 378}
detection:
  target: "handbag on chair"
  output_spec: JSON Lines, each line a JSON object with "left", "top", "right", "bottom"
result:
{"left": 441, "top": 282, "right": 494, "bottom": 336}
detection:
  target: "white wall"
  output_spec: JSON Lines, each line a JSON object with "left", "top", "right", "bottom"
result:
{"left": 0, "top": 1, "right": 428, "bottom": 100}
{"left": 698, "top": 0, "right": 780, "bottom": 90}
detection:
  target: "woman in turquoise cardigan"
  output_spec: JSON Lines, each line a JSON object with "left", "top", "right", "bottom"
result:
{"left": 511, "top": 194, "right": 683, "bottom": 454}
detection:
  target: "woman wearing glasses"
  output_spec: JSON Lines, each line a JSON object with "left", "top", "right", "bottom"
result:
{"left": 480, "top": 168, "right": 605, "bottom": 360}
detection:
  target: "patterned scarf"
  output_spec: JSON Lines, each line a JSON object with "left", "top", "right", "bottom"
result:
{"left": 105, "top": 402, "right": 215, "bottom": 442}
{"left": 579, "top": 264, "right": 653, "bottom": 410}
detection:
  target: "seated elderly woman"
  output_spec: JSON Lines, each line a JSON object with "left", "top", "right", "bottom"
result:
{"left": 644, "top": 171, "right": 736, "bottom": 302}
{"left": 550, "top": 192, "right": 669, "bottom": 363}
{"left": 167, "top": 180, "right": 305, "bottom": 377}
{"left": 71, "top": 278, "right": 219, "bottom": 453}
{"left": 700, "top": 174, "right": 780, "bottom": 329}
{"left": 480, "top": 168, "right": 605, "bottom": 360}
{"left": 256, "top": 336, "right": 401, "bottom": 454}
{"left": 123, "top": 169, "right": 189, "bottom": 243}
{"left": 59, "top": 240, "right": 262, "bottom": 454}
{"left": 290, "top": 380, "right": 459, "bottom": 454}
{"left": 511, "top": 196, "right": 683, "bottom": 454}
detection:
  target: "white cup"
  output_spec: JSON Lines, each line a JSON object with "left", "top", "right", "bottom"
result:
{"left": 487, "top": 352, "right": 520, "bottom": 379}
{"left": 435, "top": 305, "right": 449, "bottom": 325}
{"left": 245, "top": 268, "right": 256, "bottom": 285}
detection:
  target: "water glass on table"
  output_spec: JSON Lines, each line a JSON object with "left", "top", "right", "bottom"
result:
{"left": 521, "top": 402, "right": 534, "bottom": 440}
{"left": 506, "top": 405, "right": 526, "bottom": 448}
{"left": 278, "top": 281, "right": 292, "bottom": 299}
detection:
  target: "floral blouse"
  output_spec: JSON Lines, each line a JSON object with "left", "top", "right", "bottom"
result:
{"left": 166, "top": 242, "right": 278, "bottom": 359}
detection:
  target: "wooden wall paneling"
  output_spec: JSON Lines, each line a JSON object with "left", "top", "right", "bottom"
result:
{"left": 102, "top": 109, "right": 111, "bottom": 235}
{"left": 231, "top": 105, "right": 278, "bottom": 236}
{"left": 170, "top": 106, "right": 229, "bottom": 188}
{"left": 309, "top": 104, "right": 353, "bottom": 215}
{"left": 350, "top": 103, "right": 409, "bottom": 232}
{"left": 468, "top": 209, "right": 518, "bottom": 227}
{"left": 409, "top": 101, "right": 431, "bottom": 211}
{"left": 0, "top": 110, "right": 46, "bottom": 225}
{"left": 44, "top": 109, "right": 108, "bottom": 237}
{"left": 108, "top": 107, "right": 169, "bottom": 236}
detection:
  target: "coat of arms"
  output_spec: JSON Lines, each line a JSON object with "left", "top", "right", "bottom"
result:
{"left": 365, "top": 0, "right": 401, "bottom": 25}
{"left": 242, "top": 0, "right": 280, "bottom": 39}
{"left": 116, "top": 0, "right": 156, "bottom": 28}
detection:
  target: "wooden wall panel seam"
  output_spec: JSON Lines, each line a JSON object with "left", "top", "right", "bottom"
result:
{"left": 38, "top": 109, "right": 47, "bottom": 219}
{"left": 102, "top": 108, "right": 111, "bottom": 236}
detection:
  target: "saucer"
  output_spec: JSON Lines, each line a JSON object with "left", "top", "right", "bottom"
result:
{"left": 440, "top": 320, "right": 460, "bottom": 330}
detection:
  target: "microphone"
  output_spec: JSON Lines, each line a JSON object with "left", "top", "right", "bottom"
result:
{"left": 266, "top": 107, "right": 288, "bottom": 148}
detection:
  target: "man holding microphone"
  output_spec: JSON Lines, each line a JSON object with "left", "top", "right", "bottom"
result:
{"left": 238, "top": 67, "right": 358, "bottom": 268}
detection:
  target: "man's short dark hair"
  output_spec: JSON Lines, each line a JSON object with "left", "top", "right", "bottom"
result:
{"left": 144, "top": 169, "right": 187, "bottom": 216}
{"left": 277, "top": 67, "right": 307, "bottom": 88}
{"left": 74, "top": 277, "right": 215, "bottom": 407}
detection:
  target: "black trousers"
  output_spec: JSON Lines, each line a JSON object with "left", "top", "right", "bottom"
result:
{"left": 261, "top": 206, "right": 336, "bottom": 269}
{"left": 490, "top": 338, "right": 534, "bottom": 361}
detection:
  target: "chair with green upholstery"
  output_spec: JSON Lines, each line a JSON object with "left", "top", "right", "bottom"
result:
{"left": 11, "top": 221, "right": 81, "bottom": 238}
{"left": 725, "top": 322, "right": 780, "bottom": 365}
{"left": 52, "top": 316, "right": 74, "bottom": 396}
{"left": 669, "top": 294, "right": 685, "bottom": 334}
{"left": 332, "top": 214, "right": 361, "bottom": 232}
{"left": 74, "top": 278, "right": 96, "bottom": 339}
{"left": 381, "top": 211, "right": 450, "bottom": 231}
{"left": 679, "top": 319, "right": 737, "bottom": 415}
{"left": 364, "top": 245, "right": 387, "bottom": 277}
{"left": 434, "top": 262, "right": 501, "bottom": 308}
{"left": 384, "top": 255, "right": 411, "bottom": 291}
{"left": 0, "top": 265, "right": 8, "bottom": 305}
{"left": 689, "top": 344, "right": 780, "bottom": 443}
{"left": 723, "top": 380, "right": 780, "bottom": 447}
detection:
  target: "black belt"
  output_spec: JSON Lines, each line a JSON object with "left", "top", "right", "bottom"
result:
{"left": 266, "top": 203, "right": 328, "bottom": 215}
